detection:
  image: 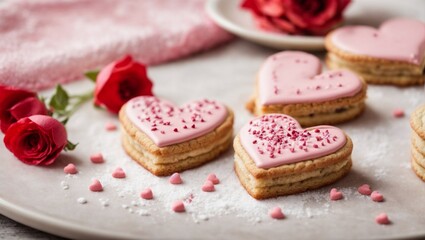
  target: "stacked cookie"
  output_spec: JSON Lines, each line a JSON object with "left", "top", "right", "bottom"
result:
{"left": 410, "top": 105, "right": 425, "bottom": 181}
{"left": 120, "top": 96, "right": 234, "bottom": 176}
{"left": 325, "top": 18, "right": 425, "bottom": 86}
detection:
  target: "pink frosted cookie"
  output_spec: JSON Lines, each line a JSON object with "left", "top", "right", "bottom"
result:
{"left": 234, "top": 114, "right": 353, "bottom": 199}
{"left": 326, "top": 18, "right": 425, "bottom": 86}
{"left": 119, "top": 96, "right": 234, "bottom": 176}
{"left": 246, "top": 51, "right": 367, "bottom": 127}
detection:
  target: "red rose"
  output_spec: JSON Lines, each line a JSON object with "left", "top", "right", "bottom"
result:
{"left": 4, "top": 115, "right": 67, "bottom": 166}
{"left": 241, "top": 0, "right": 351, "bottom": 35}
{"left": 0, "top": 86, "right": 48, "bottom": 133}
{"left": 94, "top": 55, "right": 154, "bottom": 114}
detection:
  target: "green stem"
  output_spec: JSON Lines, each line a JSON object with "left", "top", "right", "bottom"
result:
{"left": 55, "top": 90, "right": 93, "bottom": 119}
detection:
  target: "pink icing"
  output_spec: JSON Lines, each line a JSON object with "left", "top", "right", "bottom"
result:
{"left": 259, "top": 51, "right": 363, "bottom": 105}
{"left": 169, "top": 173, "right": 183, "bottom": 185}
{"left": 126, "top": 97, "right": 227, "bottom": 147}
{"left": 240, "top": 114, "right": 346, "bottom": 169}
{"left": 331, "top": 18, "right": 425, "bottom": 65}
{"left": 330, "top": 188, "right": 343, "bottom": 201}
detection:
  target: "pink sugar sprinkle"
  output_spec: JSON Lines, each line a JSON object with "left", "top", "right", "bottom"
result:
{"left": 375, "top": 213, "right": 390, "bottom": 225}
{"left": 105, "top": 122, "right": 117, "bottom": 131}
{"left": 202, "top": 180, "right": 215, "bottom": 192}
{"left": 63, "top": 163, "right": 78, "bottom": 174}
{"left": 140, "top": 188, "right": 153, "bottom": 200}
{"left": 371, "top": 191, "right": 384, "bottom": 202}
{"left": 358, "top": 184, "right": 372, "bottom": 196}
{"left": 90, "top": 153, "right": 104, "bottom": 163}
{"left": 112, "top": 167, "right": 126, "bottom": 179}
{"left": 89, "top": 179, "right": 103, "bottom": 192}
{"left": 207, "top": 173, "right": 220, "bottom": 184}
{"left": 330, "top": 188, "right": 343, "bottom": 201}
{"left": 392, "top": 108, "right": 405, "bottom": 118}
{"left": 169, "top": 173, "right": 183, "bottom": 184}
{"left": 269, "top": 207, "right": 285, "bottom": 219}
{"left": 172, "top": 200, "right": 185, "bottom": 212}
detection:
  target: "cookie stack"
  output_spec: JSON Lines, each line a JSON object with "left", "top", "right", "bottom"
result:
{"left": 410, "top": 105, "right": 425, "bottom": 181}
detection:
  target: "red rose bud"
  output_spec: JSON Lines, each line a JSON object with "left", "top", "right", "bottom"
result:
{"left": 0, "top": 85, "right": 48, "bottom": 133}
{"left": 94, "top": 55, "right": 153, "bottom": 114}
{"left": 4, "top": 115, "right": 67, "bottom": 166}
{"left": 241, "top": 0, "right": 351, "bottom": 36}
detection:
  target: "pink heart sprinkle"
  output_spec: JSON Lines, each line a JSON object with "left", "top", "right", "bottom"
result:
{"left": 140, "top": 188, "right": 153, "bottom": 200}
{"left": 330, "top": 188, "right": 343, "bottom": 201}
{"left": 112, "top": 167, "right": 126, "bottom": 179}
{"left": 169, "top": 173, "right": 182, "bottom": 184}
{"left": 269, "top": 207, "right": 285, "bottom": 219}
{"left": 171, "top": 200, "right": 185, "bottom": 212}
{"left": 105, "top": 122, "right": 117, "bottom": 131}
{"left": 90, "top": 153, "right": 104, "bottom": 163}
{"left": 63, "top": 163, "right": 77, "bottom": 174}
{"left": 89, "top": 179, "right": 103, "bottom": 192}
{"left": 207, "top": 173, "right": 220, "bottom": 184}
{"left": 375, "top": 213, "right": 390, "bottom": 225}
{"left": 358, "top": 184, "right": 372, "bottom": 196}
{"left": 371, "top": 191, "right": 384, "bottom": 202}
{"left": 393, "top": 108, "right": 405, "bottom": 118}
{"left": 202, "top": 180, "right": 215, "bottom": 192}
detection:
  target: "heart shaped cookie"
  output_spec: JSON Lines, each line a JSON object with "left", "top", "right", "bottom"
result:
{"left": 120, "top": 96, "right": 234, "bottom": 176}
{"left": 326, "top": 18, "right": 425, "bottom": 85}
{"left": 247, "top": 51, "right": 366, "bottom": 126}
{"left": 234, "top": 114, "right": 353, "bottom": 199}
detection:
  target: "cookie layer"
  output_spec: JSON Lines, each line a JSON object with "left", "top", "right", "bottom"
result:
{"left": 247, "top": 51, "right": 367, "bottom": 127}
{"left": 410, "top": 105, "right": 425, "bottom": 181}
{"left": 119, "top": 100, "right": 234, "bottom": 176}
{"left": 325, "top": 18, "right": 425, "bottom": 86}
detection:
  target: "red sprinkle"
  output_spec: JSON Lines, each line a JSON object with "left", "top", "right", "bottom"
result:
{"left": 392, "top": 108, "right": 405, "bottom": 118}
{"left": 375, "top": 213, "right": 390, "bottom": 225}
{"left": 173, "top": 128, "right": 178, "bottom": 132}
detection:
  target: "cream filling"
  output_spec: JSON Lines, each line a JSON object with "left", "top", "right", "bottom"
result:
{"left": 124, "top": 130, "right": 233, "bottom": 165}
{"left": 235, "top": 154, "right": 350, "bottom": 188}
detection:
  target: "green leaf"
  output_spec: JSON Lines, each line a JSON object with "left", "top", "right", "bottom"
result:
{"left": 85, "top": 70, "right": 100, "bottom": 82}
{"left": 49, "top": 85, "right": 69, "bottom": 111}
{"left": 64, "top": 140, "right": 78, "bottom": 151}
{"left": 60, "top": 117, "right": 69, "bottom": 125}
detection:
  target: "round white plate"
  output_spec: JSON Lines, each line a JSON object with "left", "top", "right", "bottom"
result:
{"left": 205, "top": 0, "right": 325, "bottom": 50}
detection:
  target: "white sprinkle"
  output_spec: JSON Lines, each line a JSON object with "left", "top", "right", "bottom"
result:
{"left": 131, "top": 200, "right": 138, "bottom": 206}
{"left": 122, "top": 204, "right": 129, "bottom": 209}
{"left": 137, "top": 209, "right": 150, "bottom": 216}
{"left": 77, "top": 197, "right": 87, "bottom": 204}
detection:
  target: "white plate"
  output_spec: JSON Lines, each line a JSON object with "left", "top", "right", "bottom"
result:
{"left": 1, "top": 40, "right": 425, "bottom": 239}
{"left": 205, "top": 0, "right": 325, "bottom": 50}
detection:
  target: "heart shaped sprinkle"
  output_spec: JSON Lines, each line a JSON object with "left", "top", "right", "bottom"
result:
{"left": 90, "top": 153, "right": 104, "bottom": 163}
{"left": 171, "top": 200, "right": 185, "bottom": 213}
{"left": 105, "top": 122, "right": 117, "bottom": 131}
{"left": 258, "top": 51, "right": 363, "bottom": 106}
{"left": 169, "top": 173, "right": 182, "bottom": 184}
{"left": 140, "top": 188, "right": 153, "bottom": 200}
{"left": 63, "top": 163, "right": 78, "bottom": 174}
{"left": 392, "top": 108, "right": 405, "bottom": 118}
{"left": 240, "top": 114, "right": 346, "bottom": 168}
{"left": 358, "top": 184, "right": 372, "bottom": 196}
{"left": 89, "top": 179, "right": 103, "bottom": 192}
{"left": 331, "top": 18, "right": 425, "bottom": 65}
{"left": 201, "top": 180, "right": 215, "bottom": 192}
{"left": 126, "top": 97, "right": 227, "bottom": 147}
{"left": 371, "top": 191, "right": 384, "bottom": 202}
{"left": 206, "top": 173, "right": 220, "bottom": 184}
{"left": 269, "top": 207, "right": 285, "bottom": 219}
{"left": 375, "top": 213, "right": 390, "bottom": 225}
{"left": 112, "top": 167, "right": 126, "bottom": 179}
{"left": 330, "top": 188, "right": 343, "bottom": 201}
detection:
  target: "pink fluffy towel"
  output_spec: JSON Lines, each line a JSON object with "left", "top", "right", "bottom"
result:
{"left": 0, "top": 0, "right": 232, "bottom": 90}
